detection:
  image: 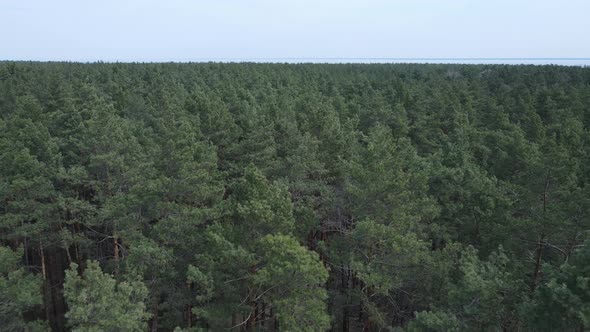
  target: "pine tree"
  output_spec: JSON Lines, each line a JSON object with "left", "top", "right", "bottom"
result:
{"left": 523, "top": 240, "right": 590, "bottom": 331}
{"left": 64, "top": 261, "right": 150, "bottom": 331}
{"left": 0, "top": 246, "right": 46, "bottom": 331}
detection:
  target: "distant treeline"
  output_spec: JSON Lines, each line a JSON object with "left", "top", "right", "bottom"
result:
{"left": 1, "top": 62, "right": 589, "bottom": 331}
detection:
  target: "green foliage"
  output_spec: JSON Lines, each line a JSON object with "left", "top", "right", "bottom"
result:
{"left": 348, "top": 220, "right": 432, "bottom": 328}
{"left": 254, "top": 234, "right": 330, "bottom": 331}
{"left": 1, "top": 62, "right": 589, "bottom": 331}
{"left": 350, "top": 220, "right": 429, "bottom": 288}
{"left": 0, "top": 246, "right": 46, "bottom": 331}
{"left": 343, "top": 124, "right": 438, "bottom": 226}
{"left": 64, "top": 261, "right": 150, "bottom": 331}
{"left": 410, "top": 246, "right": 523, "bottom": 331}
{"left": 223, "top": 164, "right": 295, "bottom": 243}
{"left": 405, "top": 311, "right": 461, "bottom": 332}
{"left": 523, "top": 241, "right": 590, "bottom": 331}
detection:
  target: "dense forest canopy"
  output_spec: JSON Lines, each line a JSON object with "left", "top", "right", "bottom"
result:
{"left": 1, "top": 61, "right": 589, "bottom": 331}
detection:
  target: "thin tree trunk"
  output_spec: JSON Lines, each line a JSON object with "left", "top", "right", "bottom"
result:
{"left": 342, "top": 265, "right": 349, "bottom": 332}
{"left": 40, "top": 241, "right": 46, "bottom": 280}
{"left": 40, "top": 242, "right": 50, "bottom": 325}
{"left": 65, "top": 247, "right": 73, "bottom": 265}
{"left": 59, "top": 223, "right": 73, "bottom": 265}
{"left": 114, "top": 235, "right": 120, "bottom": 275}
{"left": 186, "top": 281, "right": 193, "bottom": 328}
{"left": 246, "top": 300, "right": 255, "bottom": 331}
{"left": 261, "top": 301, "right": 266, "bottom": 328}
{"left": 151, "top": 298, "right": 159, "bottom": 332}
{"left": 46, "top": 247, "right": 67, "bottom": 331}
{"left": 24, "top": 236, "right": 29, "bottom": 267}
{"left": 184, "top": 304, "right": 192, "bottom": 328}
{"left": 358, "top": 279, "right": 364, "bottom": 324}
{"left": 75, "top": 243, "right": 81, "bottom": 265}
{"left": 254, "top": 299, "right": 259, "bottom": 329}
{"left": 362, "top": 247, "right": 373, "bottom": 331}
{"left": 531, "top": 233, "right": 545, "bottom": 291}
{"left": 362, "top": 288, "right": 373, "bottom": 332}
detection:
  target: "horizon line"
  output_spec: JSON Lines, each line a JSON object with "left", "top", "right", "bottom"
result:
{"left": 2, "top": 57, "right": 590, "bottom": 66}
{"left": 2, "top": 57, "right": 590, "bottom": 61}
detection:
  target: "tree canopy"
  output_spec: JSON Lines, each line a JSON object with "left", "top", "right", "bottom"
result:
{"left": 0, "top": 61, "right": 589, "bottom": 331}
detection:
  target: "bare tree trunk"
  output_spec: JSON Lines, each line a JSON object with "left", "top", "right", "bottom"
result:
{"left": 44, "top": 247, "right": 67, "bottom": 331}
{"left": 186, "top": 281, "right": 193, "bottom": 328}
{"left": 40, "top": 241, "right": 46, "bottom": 280}
{"left": 39, "top": 241, "right": 50, "bottom": 325}
{"left": 342, "top": 265, "right": 349, "bottom": 332}
{"left": 185, "top": 304, "right": 192, "bottom": 328}
{"left": 113, "top": 236, "right": 120, "bottom": 275}
{"left": 362, "top": 288, "right": 373, "bottom": 332}
{"left": 254, "top": 299, "right": 259, "bottom": 329}
{"left": 150, "top": 298, "right": 159, "bottom": 332}
{"left": 358, "top": 279, "right": 364, "bottom": 324}
{"left": 59, "top": 223, "right": 73, "bottom": 265}
{"left": 261, "top": 301, "right": 266, "bottom": 329}
{"left": 531, "top": 233, "right": 545, "bottom": 291}
{"left": 246, "top": 300, "right": 255, "bottom": 331}
{"left": 75, "top": 223, "right": 82, "bottom": 264}
{"left": 65, "top": 247, "right": 73, "bottom": 265}
{"left": 24, "top": 236, "right": 29, "bottom": 267}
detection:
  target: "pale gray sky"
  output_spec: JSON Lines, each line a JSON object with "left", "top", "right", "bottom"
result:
{"left": 1, "top": 0, "right": 589, "bottom": 61}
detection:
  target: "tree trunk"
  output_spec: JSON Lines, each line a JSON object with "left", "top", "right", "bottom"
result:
{"left": 40, "top": 242, "right": 46, "bottom": 280}
{"left": 362, "top": 291, "right": 373, "bottom": 332}
{"left": 261, "top": 301, "right": 266, "bottom": 328}
{"left": 186, "top": 281, "right": 193, "bottom": 328}
{"left": 113, "top": 236, "right": 120, "bottom": 275}
{"left": 246, "top": 300, "right": 255, "bottom": 331}
{"left": 531, "top": 233, "right": 545, "bottom": 291}
{"left": 44, "top": 247, "right": 67, "bottom": 331}
{"left": 342, "top": 265, "right": 349, "bottom": 332}
{"left": 150, "top": 296, "right": 159, "bottom": 332}
{"left": 40, "top": 243, "right": 50, "bottom": 325}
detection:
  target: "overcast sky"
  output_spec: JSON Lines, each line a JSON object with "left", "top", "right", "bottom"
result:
{"left": 1, "top": 0, "right": 589, "bottom": 61}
